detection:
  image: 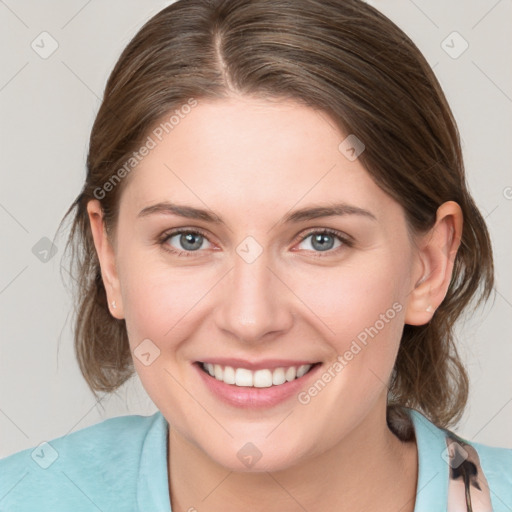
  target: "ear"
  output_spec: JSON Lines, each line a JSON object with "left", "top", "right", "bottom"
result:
{"left": 404, "top": 201, "right": 463, "bottom": 326}
{"left": 86, "top": 199, "right": 124, "bottom": 319}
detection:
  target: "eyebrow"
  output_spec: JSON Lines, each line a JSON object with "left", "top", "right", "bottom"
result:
{"left": 137, "top": 201, "right": 377, "bottom": 224}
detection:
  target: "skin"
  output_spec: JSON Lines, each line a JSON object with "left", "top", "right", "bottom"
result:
{"left": 88, "top": 94, "right": 463, "bottom": 511}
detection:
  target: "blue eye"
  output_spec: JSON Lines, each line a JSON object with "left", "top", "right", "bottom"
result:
{"left": 296, "top": 229, "right": 350, "bottom": 255}
{"left": 161, "top": 229, "right": 212, "bottom": 256}
{"left": 301, "top": 231, "right": 343, "bottom": 252}
{"left": 158, "top": 227, "right": 351, "bottom": 258}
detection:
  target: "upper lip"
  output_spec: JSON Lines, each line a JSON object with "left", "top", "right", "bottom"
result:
{"left": 196, "top": 358, "right": 320, "bottom": 371}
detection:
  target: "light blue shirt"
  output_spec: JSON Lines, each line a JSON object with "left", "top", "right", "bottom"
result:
{"left": 1, "top": 409, "right": 511, "bottom": 511}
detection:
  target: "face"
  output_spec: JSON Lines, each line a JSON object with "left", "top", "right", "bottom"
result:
{"left": 97, "top": 95, "right": 425, "bottom": 472}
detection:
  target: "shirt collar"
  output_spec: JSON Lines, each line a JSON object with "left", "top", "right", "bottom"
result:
{"left": 409, "top": 408, "right": 449, "bottom": 511}
{"left": 136, "top": 409, "right": 449, "bottom": 512}
{"left": 137, "top": 411, "right": 172, "bottom": 512}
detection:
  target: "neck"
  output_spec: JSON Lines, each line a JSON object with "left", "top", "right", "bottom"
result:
{"left": 167, "top": 400, "right": 418, "bottom": 512}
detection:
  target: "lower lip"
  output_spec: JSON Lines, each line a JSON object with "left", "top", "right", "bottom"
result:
{"left": 194, "top": 362, "right": 322, "bottom": 408}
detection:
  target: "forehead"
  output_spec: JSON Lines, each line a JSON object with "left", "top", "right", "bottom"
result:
{"left": 119, "top": 96, "right": 396, "bottom": 222}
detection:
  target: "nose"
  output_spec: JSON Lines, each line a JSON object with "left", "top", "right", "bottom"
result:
{"left": 214, "top": 248, "right": 294, "bottom": 344}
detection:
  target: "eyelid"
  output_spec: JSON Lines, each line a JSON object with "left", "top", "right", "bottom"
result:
{"left": 295, "top": 227, "right": 353, "bottom": 245}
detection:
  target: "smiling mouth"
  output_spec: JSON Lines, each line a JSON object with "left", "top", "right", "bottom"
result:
{"left": 196, "top": 361, "right": 321, "bottom": 388}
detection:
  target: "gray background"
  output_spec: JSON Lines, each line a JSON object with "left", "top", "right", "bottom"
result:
{"left": 1, "top": 0, "right": 511, "bottom": 457}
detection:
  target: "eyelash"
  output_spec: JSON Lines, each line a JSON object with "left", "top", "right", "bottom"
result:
{"left": 157, "top": 227, "right": 353, "bottom": 258}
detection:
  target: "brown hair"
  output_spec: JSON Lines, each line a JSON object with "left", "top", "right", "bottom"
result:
{"left": 60, "top": 0, "right": 493, "bottom": 429}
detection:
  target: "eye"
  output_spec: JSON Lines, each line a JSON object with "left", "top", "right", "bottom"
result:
{"left": 295, "top": 228, "right": 351, "bottom": 255}
{"left": 159, "top": 228, "right": 213, "bottom": 256}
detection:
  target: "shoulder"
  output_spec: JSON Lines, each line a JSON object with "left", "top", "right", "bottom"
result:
{"left": 0, "top": 412, "right": 164, "bottom": 512}
{"left": 0, "top": 412, "right": 160, "bottom": 468}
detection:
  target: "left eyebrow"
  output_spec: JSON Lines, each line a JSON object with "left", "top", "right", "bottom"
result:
{"left": 281, "top": 202, "right": 377, "bottom": 223}
{"left": 136, "top": 201, "right": 377, "bottom": 224}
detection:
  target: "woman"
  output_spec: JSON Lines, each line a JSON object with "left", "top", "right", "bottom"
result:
{"left": 1, "top": 0, "right": 510, "bottom": 510}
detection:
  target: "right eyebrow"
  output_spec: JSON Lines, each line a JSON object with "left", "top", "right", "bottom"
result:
{"left": 137, "top": 202, "right": 225, "bottom": 224}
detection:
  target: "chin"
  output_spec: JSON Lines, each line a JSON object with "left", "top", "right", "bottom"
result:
{"left": 202, "top": 438, "right": 311, "bottom": 474}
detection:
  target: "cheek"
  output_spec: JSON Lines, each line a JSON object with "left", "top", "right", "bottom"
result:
{"left": 290, "top": 254, "right": 408, "bottom": 397}
{"left": 117, "top": 250, "right": 214, "bottom": 403}
{"left": 275, "top": 255, "right": 409, "bottom": 447}
{"left": 290, "top": 253, "right": 407, "bottom": 345}
{"left": 119, "top": 258, "right": 205, "bottom": 350}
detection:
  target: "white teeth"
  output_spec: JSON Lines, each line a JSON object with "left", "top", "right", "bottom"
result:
{"left": 201, "top": 363, "right": 313, "bottom": 387}
{"left": 296, "top": 364, "right": 310, "bottom": 378}
{"left": 253, "top": 369, "right": 273, "bottom": 388}
{"left": 272, "top": 367, "right": 287, "bottom": 385}
{"left": 223, "top": 365, "right": 236, "bottom": 384}
{"left": 235, "top": 368, "right": 253, "bottom": 387}
{"left": 285, "top": 366, "right": 296, "bottom": 382}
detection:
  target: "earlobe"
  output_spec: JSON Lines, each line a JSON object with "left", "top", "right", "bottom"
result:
{"left": 404, "top": 201, "right": 463, "bottom": 326}
{"left": 86, "top": 200, "right": 124, "bottom": 319}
